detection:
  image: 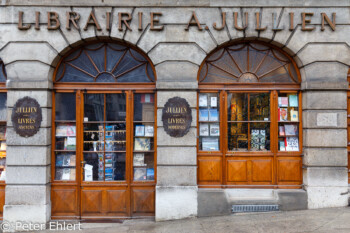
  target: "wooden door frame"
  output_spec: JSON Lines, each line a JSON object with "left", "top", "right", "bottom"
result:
{"left": 51, "top": 85, "right": 157, "bottom": 219}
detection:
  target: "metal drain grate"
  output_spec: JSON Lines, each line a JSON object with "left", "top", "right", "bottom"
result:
{"left": 232, "top": 205, "right": 279, "bottom": 213}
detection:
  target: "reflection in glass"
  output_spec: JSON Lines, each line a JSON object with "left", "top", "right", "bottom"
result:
{"left": 55, "top": 93, "right": 76, "bottom": 121}
{"left": 227, "top": 93, "right": 248, "bottom": 121}
{"left": 84, "top": 94, "right": 104, "bottom": 122}
{"left": 134, "top": 94, "right": 154, "bottom": 122}
{"left": 249, "top": 93, "right": 270, "bottom": 121}
{"left": 55, "top": 152, "right": 76, "bottom": 181}
{"left": 106, "top": 94, "right": 126, "bottom": 121}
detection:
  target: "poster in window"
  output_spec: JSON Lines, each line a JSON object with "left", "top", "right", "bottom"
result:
{"left": 209, "top": 109, "right": 218, "bottom": 121}
{"left": 210, "top": 96, "right": 217, "bottom": 107}
{"left": 199, "top": 94, "right": 208, "bottom": 107}
{"left": 279, "top": 108, "right": 288, "bottom": 121}
{"left": 135, "top": 125, "right": 145, "bottom": 136}
{"left": 210, "top": 123, "right": 220, "bottom": 136}
{"left": 199, "top": 123, "right": 209, "bottom": 136}
{"left": 199, "top": 109, "right": 209, "bottom": 121}
{"left": 202, "top": 137, "right": 219, "bottom": 151}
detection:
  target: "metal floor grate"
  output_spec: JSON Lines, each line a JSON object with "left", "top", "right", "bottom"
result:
{"left": 232, "top": 205, "right": 279, "bottom": 213}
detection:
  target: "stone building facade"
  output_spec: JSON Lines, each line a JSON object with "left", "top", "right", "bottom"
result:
{"left": 0, "top": 0, "right": 349, "bottom": 231}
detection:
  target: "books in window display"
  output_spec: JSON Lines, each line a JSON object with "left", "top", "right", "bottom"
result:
{"left": 56, "top": 168, "right": 75, "bottom": 181}
{"left": 56, "top": 154, "right": 76, "bottom": 167}
{"left": 199, "top": 109, "right": 209, "bottom": 121}
{"left": 278, "top": 97, "right": 289, "bottom": 107}
{"left": 209, "top": 109, "right": 218, "bottom": 121}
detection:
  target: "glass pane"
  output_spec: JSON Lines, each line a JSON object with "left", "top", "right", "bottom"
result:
{"left": 134, "top": 94, "right": 155, "bottom": 122}
{"left": 83, "top": 123, "right": 104, "bottom": 151}
{"left": 114, "top": 153, "right": 126, "bottom": 181}
{"left": 249, "top": 93, "right": 270, "bottom": 121}
{"left": 278, "top": 93, "right": 299, "bottom": 122}
{"left": 56, "top": 123, "right": 76, "bottom": 150}
{"left": 106, "top": 123, "right": 126, "bottom": 152}
{"left": 55, "top": 152, "right": 76, "bottom": 181}
{"left": 227, "top": 93, "right": 248, "bottom": 121}
{"left": 106, "top": 94, "right": 126, "bottom": 121}
{"left": 83, "top": 152, "right": 100, "bottom": 181}
{"left": 133, "top": 152, "right": 154, "bottom": 181}
{"left": 228, "top": 123, "right": 248, "bottom": 151}
{"left": 250, "top": 123, "right": 270, "bottom": 151}
{"left": 55, "top": 93, "right": 76, "bottom": 121}
{"left": 84, "top": 94, "right": 104, "bottom": 122}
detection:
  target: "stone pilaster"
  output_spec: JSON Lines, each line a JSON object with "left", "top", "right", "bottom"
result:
{"left": 155, "top": 61, "right": 198, "bottom": 221}
{"left": 3, "top": 80, "right": 52, "bottom": 231}
{"left": 302, "top": 81, "right": 349, "bottom": 209}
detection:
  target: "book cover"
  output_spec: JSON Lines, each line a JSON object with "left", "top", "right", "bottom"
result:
{"left": 210, "top": 123, "right": 220, "bottom": 136}
{"left": 290, "top": 110, "right": 298, "bottom": 121}
{"left": 199, "top": 123, "right": 209, "bottom": 136}
{"left": 134, "top": 138, "right": 151, "bottom": 151}
{"left": 70, "top": 169, "right": 76, "bottom": 180}
{"left": 133, "top": 153, "right": 145, "bottom": 166}
{"left": 135, "top": 125, "right": 145, "bottom": 136}
{"left": 69, "top": 154, "right": 76, "bottom": 166}
{"left": 286, "top": 137, "right": 299, "bottom": 151}
{"left": 63, "top": 154, "right": 71, "bottom": 166}
{"left": 199, "top": 94, "right": 208, "bottom": 107}
{"left": 279, "top": 126, "right": 285, "bottom": 136}
{"left": 199, "top": 109, "right": 209, "bottom": 121}
{"left": 62, "top": 168, "right": 71, "bottom": 180}
{"left": 284, "top": 124, "right": 297, "bottom": 136}
{"left": 56, "top": 154, "right": 64, "bottom": 166}
{"left": 202, "top": 137, "right": 219, "bottom": 151}
{"left": 55, "top": 169, "right": 63, "bottom": 180}
{"left": 289, "top": 95, "right": 298, "bottom": 107}
{"left": 134, "top": 168, "right": 147, "bottom": 181}
{"left": 144, "top": 125, "right": 154, "bottom": 137}
{"left": 209, "top": 109, "right": 218, "bottom": 121}
{"left": 146, "top": 168, "right": 154, "bottom": 180}
{"left": 279, "top": 141, "right": 286, "bottom": 151}
{"left": 278, "top": 97, "right": 288, "bottom": 107}
{"left": 279, "top": 108, "right": 288, "bottom": 121}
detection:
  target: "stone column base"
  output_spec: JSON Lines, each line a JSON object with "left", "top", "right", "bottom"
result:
{"left": 3, "top": 204, "right": 51, "bottom": 232}
{"left": 155, "top": 186, "right": 198, "bottom": 221}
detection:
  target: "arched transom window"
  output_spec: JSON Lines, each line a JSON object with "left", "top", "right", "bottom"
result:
{"left": 55, "top": 42, "right": 155, "bottom": 83}
{"left": 199, "top": 42, "right": 299, "bottom": 84}
{"left": 0, "top": 59, "right": 7, "bottom": 82}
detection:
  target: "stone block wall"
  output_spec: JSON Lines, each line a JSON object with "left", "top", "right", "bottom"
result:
{"left": 0, "top": 0, "right": 348, "bottom": 228}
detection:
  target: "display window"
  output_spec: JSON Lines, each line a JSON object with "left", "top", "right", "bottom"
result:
{"left": 51, "top": 41, "right": 156, "bottom": 219}
{"left": 0, "top": 59, "right": 7, "bottom": 218}
{"left": 197, "top": 42, "right": 302, "bottom": 188}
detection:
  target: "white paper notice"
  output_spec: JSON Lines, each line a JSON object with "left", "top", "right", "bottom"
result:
{"left": 84, "top": 164, "right": 93, "bottom": 181}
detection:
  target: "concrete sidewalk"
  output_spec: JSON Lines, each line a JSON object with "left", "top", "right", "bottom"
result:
{"left": 39, "top": 207, "right": 350, "bottom": 233}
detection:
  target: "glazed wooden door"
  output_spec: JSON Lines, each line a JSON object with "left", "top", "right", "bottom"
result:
{"left": 80, "top": 91, "right": 155, "bottom": 219}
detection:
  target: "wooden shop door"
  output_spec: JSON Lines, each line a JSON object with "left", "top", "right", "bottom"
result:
{"left": 79, "top": 91, "right": 156, "bottom": 219}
